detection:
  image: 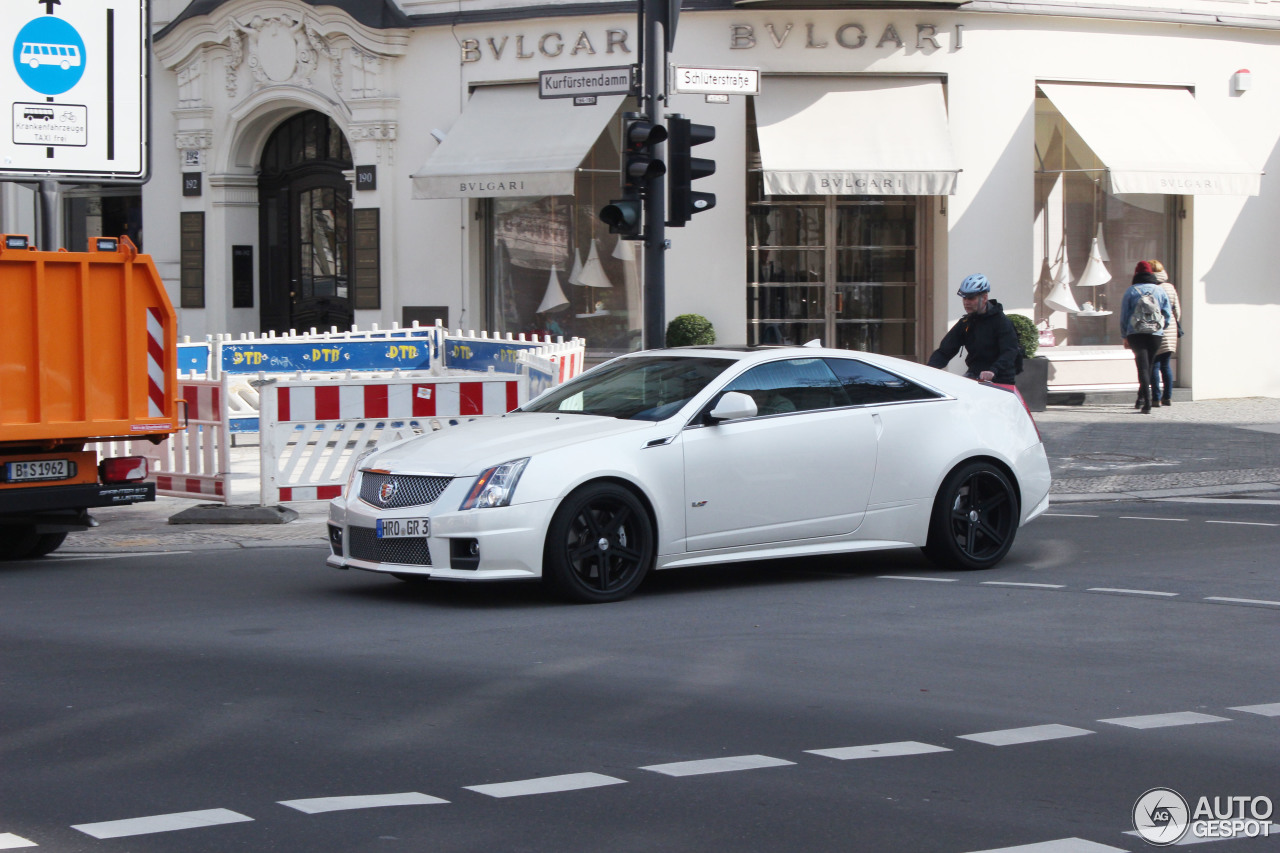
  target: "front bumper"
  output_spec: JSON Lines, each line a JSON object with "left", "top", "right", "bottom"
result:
{"left": 326, "top": 490, "right": 555, "bottom": 581}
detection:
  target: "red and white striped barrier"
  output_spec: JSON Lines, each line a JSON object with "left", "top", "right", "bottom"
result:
{"left": 146, "top": 307, "right": 168, "bottom": 417}
{"left": 257, "top": 373, "right": 527, "bottom": 504}
{"left": 94, "top": 374, "right": 233, "bottom": 503}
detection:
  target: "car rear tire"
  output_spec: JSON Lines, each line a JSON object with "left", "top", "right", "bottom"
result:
{"left": 924, "top": 461, "right": 1019, "bottom": 571}
{"left": 543, "top": 483, "right": 654, "bottom": 603}
{"left": 27, "top": 532, "right": 68, "bottom": 558}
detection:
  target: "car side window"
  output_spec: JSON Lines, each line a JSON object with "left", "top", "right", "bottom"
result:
{"left": 824, "top": 358, "right": 941, "bottom": 405}
{"left": 721, "top": 358, "right": 852, "bottom": 416}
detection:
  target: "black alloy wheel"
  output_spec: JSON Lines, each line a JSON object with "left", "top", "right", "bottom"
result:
{"left": 924, "top": 461, "right": 1019, "bottom": 570}
{"left": 544, "top": 483, "right": 654, "bottom": 603}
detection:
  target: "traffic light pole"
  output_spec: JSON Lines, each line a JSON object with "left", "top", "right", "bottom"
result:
{"left": 641, "top": 0, "right": 666, "bottom": 351}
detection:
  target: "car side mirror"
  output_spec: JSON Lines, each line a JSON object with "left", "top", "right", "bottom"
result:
{"left": 708, "top": 391, "right": 758, "bottom": 423}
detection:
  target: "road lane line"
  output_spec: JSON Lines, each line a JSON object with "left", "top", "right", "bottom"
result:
{"left": 1087, "top": 588, "right": 1179, "bottom": 597}
{"left": 278, "top": 792, "right": 448, "bottom": 813}
{"left": 0, "top": 834, "right": 37, "bottom": 850}
{"left": 958, "top": 724, "right": 1094, "bottom": 747}
{"left": 640, "top": 754, "right": 795, "bottom": 777}
{"left": 72, "top": 809, "right": 253, "bottom": 839}
{"left": 464, "top": 773, "right": 625, "bottom": 798}
{"left": 1118, "top": 516, "right": 1186, "bottom": 522}
{"left": 982, "top": 581, "right": 1067, "bottom": 589}
{"left": 1042, "top": 513, "right": 1099, "bottom": 518}
{"left": 964, "top": 839, "right": 1127, "bottom": 852}
{"left": 1229, "top": 702, "right": 1280, "bottom": 716}
{"left": 1206, "top": 596, "right": 1280, "bottom": 607}
{"left": 806, "top": 741, "right": 951, "bottom": 760}
{"left": 1205, "top": 520, "right": 1279, "bottom": 527}
{"left": 1098, "top": 712, "right": 1230, "bottom": 729}
{"left": 877, "top": 575, "right": 958, "bottom": 583}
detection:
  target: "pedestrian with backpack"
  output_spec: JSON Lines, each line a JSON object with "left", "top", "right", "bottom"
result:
{"left": 1120, "top": 261, "right": 1173, "bottom": 414}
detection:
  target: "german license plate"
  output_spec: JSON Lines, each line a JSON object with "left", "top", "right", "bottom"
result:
{"left": 5, "top": 459, "right": 73, "bottom": 482}
{"left": 376, "top": 517, "right": 430, "bottom": 539}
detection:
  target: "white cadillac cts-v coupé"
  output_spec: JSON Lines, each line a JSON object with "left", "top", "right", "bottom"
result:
{"left": 327, "top": 345, "right": 1051, "bottom": 602}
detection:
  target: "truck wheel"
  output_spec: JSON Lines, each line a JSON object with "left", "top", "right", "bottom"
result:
{"left": 0, "top": 526, "right": 40, "bottom": 560}
{"left": 0, "top": 528, "right": 67, "bottom": 559}
{"left": 28, "top": 533, "right": 68, "bottom": 558}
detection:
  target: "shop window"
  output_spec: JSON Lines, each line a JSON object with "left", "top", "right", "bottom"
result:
{"left": 746, "top": 100, "right": 924, "bottom": 359}
{"left": 64, "top": 189, "right": 141, "bottom": 251}
{"left": 1034, "top": 91, "right": 1177, "bottom": 347}
{"left": 486, "top": 105, "right": 641, "bottom": 355}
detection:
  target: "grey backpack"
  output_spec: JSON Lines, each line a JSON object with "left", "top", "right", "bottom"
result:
{"left": 1131, "top": 289, "right": 1166, "bottom": 334}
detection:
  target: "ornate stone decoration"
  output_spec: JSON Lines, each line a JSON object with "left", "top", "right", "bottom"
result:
{"left": 226, "top": 13, "right": 340, "bottom": 95}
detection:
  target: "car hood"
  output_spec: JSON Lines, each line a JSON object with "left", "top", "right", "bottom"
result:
{"left": 365, "top": 413, "right": 664, "bottom": 477}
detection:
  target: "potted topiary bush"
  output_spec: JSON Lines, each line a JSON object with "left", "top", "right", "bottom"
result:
{"left": 1008, "top": 313, "right": 1048, "bottom": 412}
{"left": 665, "top": 314, "right": 716, "bottom": 347}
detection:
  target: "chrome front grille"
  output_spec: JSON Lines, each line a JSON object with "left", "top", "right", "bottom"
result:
{"left": 347, "top": 526, "right": 432, "bottom": 566}
{"left": 359, "top": 472, "right": 452, "bottom": 509}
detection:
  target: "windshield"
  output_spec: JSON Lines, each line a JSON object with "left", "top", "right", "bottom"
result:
{"left": 522, "top": 356, "right": 735, "bottom": 420}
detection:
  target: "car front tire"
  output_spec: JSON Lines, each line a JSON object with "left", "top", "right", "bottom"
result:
{"left": 543, "top": 483, "right": 654, "bottom": 603}
{"left": 924, "top": 461, "right": 1019, "bottom": 571}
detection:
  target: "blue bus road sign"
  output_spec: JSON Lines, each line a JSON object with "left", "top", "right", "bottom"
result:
{"left": 1, "top": 1, "right": 147, "bottom": 180}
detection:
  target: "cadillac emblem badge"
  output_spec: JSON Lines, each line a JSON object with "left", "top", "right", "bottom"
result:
{"left": 378, "top": 480, "right": 399, "bottom": 504}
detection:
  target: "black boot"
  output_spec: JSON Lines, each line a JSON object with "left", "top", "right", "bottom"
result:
{"left": 1140, "top": 395, "right": 1152, "bottom": 414}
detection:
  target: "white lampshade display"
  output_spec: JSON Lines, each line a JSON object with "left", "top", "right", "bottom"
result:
{"left": 575, "top": 239, "right": 614, "bottom": 290}
{"left": 536, "top": 265, "right": 570, "bottom": 314}
{"left": 1043, "top": 249, "right": 1082, "bottom": 314}
{"left": 567, "top": 248, "right": 584, "bottom": 286}
{"left": 1094, "top": 223, "right": 1110, "bottom": 261}
{"left": 1075, "top": 238, "right": 1112, "bottom": 288}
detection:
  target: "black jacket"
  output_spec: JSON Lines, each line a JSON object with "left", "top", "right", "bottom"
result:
{"left": 927, "top": 299, "right": 1021, "bottom": 384}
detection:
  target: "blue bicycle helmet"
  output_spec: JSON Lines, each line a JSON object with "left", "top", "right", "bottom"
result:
{"left": 957, "top": 273, "right": 990, "bottom": 297}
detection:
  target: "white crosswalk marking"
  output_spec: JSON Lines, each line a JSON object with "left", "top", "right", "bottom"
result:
{"left": 1098, "top": 712, "right": 1230, "bottom": 729}
{"left": 464, "top": 773, "right": 625, "bottom": 798}
{"left": 1229, "top": 702, "right": 1280, "bottom": 716}
{"left": 278, "top": 792, "right": 447, "bottom": 813}
{"left": 640, "top": 754, "right": 795, "bottom": 777}
{"left": 0, "top": 834, "right": 37, "bottom": 850}
{"left": 878, "top": 575, "right": 958, "bottom": 583}
{"left": 806, "top": 741, "right": 951, "bottom": 760}
{"left": 965, "top": 839, "right": 1128, "bottom": 852}
{"left": 958, "top": 724, "right": 1094, "bottom": 746}
{"left": 72, "top": 809, "right": 253, "bottom": 839}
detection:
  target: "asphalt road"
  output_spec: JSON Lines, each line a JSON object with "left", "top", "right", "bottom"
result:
{"left": 2, "top": 497, "right": 1278, "bottom": 853}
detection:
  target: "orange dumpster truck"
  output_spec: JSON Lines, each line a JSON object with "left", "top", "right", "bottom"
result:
{"left": 0, "top": 234, "right": 182, "bottom": 559}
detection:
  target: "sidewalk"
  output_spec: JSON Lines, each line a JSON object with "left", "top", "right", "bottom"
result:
{"left": 59, "top": 397, "right": 1280, "bottom": 553}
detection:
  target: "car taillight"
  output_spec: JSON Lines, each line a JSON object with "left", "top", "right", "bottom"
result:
{"left": 100, "top": 456, "right": 148, "bottom": 483}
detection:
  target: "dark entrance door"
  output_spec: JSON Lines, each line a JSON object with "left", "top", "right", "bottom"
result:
{"left": 258, "top": 111, "right": 354, "bottom": 333}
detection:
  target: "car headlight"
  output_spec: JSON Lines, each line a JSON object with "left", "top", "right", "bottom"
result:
{"left": 346, "top": 447, "right": 378, "bottom": 495}
{"left": 460, "top": 458, "right": 530, "bottom": 510}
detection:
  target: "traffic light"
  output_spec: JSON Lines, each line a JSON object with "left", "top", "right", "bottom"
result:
{"left": 600, "top": 112, "right": 666, "bottom": 238}
{"left": 666, "top": 116, "right": 716, "bottom": 227}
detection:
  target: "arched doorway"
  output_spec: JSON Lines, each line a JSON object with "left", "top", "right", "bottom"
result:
{"left": 258, "top": 111, "right": 354, "bottom": 333}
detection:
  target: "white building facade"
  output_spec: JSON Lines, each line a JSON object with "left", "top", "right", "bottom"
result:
{"left": 6, "top": 0, "right": 1279, "bottom": 398}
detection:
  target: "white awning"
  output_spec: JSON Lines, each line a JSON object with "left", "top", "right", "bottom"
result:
{"left": 411, "top": 85, "right": 624, "bottom": 199}
{"left": 1039, "top": 83, "right": 1260, "bottom": 196}
{"left": 754, "top": 77, "right": 959, "bottom": 196}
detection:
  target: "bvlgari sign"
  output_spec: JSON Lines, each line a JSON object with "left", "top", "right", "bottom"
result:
{"left": 460, "top": 20, "right": 962, "bottom": 63}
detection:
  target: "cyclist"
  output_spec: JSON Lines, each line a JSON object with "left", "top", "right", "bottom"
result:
{"left": 927, "top": 274, "right": 1020, "bottom": 384}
